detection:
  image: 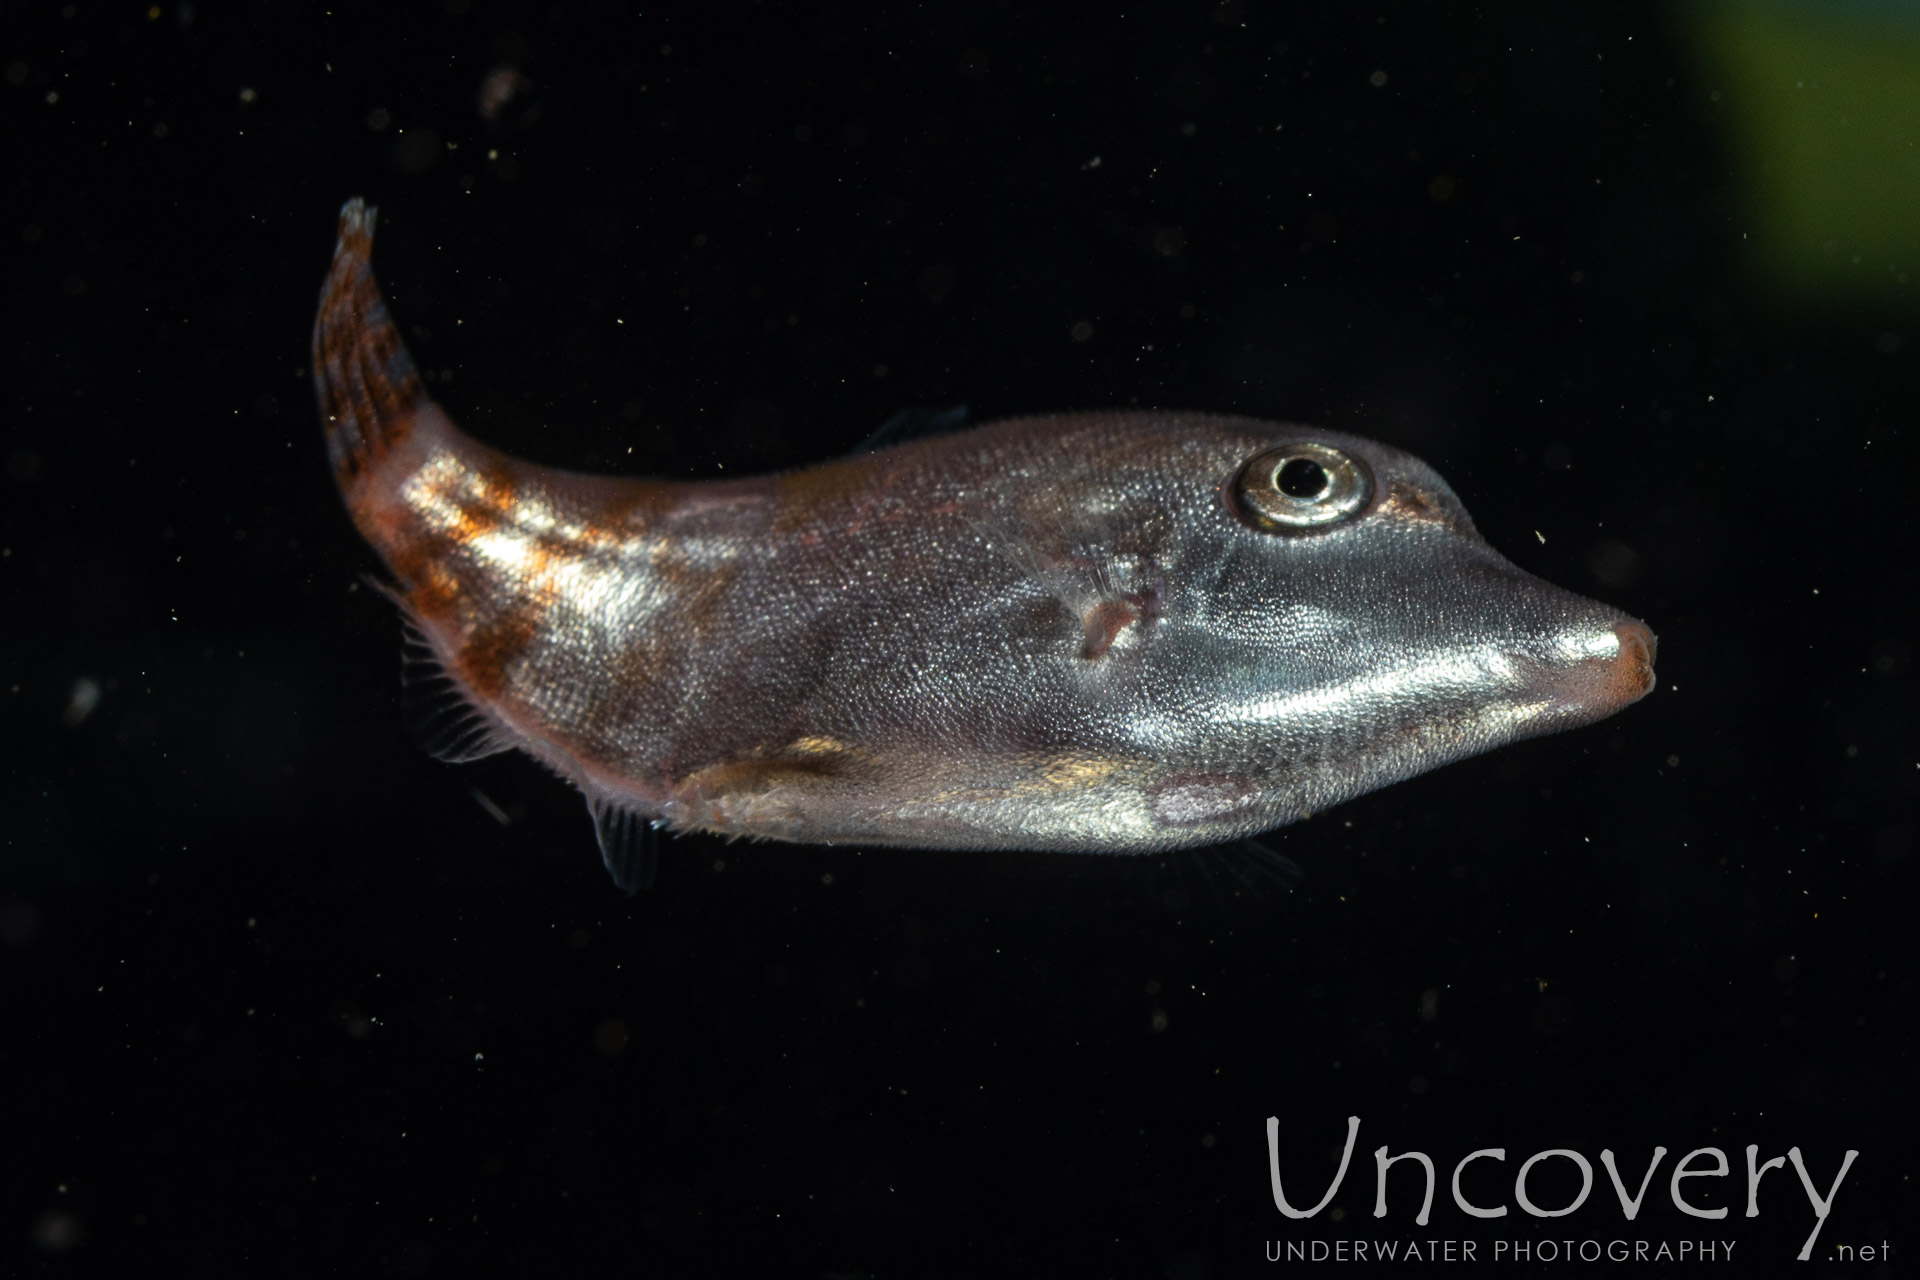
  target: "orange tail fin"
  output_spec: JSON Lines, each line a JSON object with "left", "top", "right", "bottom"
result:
{"left": 311, "top": 198, "right": 430, "bottom": 490}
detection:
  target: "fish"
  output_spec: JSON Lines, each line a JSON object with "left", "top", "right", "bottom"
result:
{"left": 311, "top": 198, "right": 1656, "bottom": 892}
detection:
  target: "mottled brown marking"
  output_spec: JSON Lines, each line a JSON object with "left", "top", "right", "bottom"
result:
{"left": 457, "top": 596, "right": 547, "bottom": 699}
{"left": 653, "top": 555, "right": 743, "bottom": 649}
{"left": 570, "top": 471, "right": 687, "bottom": 545}
{"left": 1378, "top": 479, "right": 1463, "bottom": 531}
{"left": 772, "top": 454, "right": 885, "bottom": 515}
{"left": 436, "top": 482, "right": 512, "bottom": 554}
{"left": 470, "top": 460, "right": 519, "bottom": 517}
{"left": 609, "top": 626, "right": 672, "bottom": 707}
{"left": 349, "top": 489, "right": 461, "bottom": 617}
{"left": 312, "top": 201, "right": 428, "bottom": 490}
{"left": 389, "top": 540, "right": 462, "bottom": 618}
{"left": 769, "top": 453, "right": 927, "bottom": 540}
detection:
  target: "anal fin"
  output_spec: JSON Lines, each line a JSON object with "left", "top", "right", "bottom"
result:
{"left": 397, "top": 615, "right": 514, "bottom": 764}
{"left": 1209, "top": 836, "right": 1305, "bottom": 902}
{"left": 589, "top": 797, "right": 661, "bottom": 893}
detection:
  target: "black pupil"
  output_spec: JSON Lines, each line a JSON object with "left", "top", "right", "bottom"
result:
{"left": 1277, "top": 457, "right": 1331, "bottom": 499}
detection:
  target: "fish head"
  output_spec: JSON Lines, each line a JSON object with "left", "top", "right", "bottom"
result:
{"left": 1122, "top": 422, "right": 1656, "bottom": 829}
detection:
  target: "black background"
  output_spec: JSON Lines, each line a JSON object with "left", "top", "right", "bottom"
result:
{"left": 5, "top": 0, "right": 1915, "bottom": 1274}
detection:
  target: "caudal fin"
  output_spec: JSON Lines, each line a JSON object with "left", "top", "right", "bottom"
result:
{"left": 312, "top": 198, "right": 430, "bottom": 489}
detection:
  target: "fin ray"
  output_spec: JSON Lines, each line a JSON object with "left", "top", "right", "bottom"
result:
{"left": 853, "top": 403, "right": 969, "bottom": 454}
{"left": 588, "top": 797, "right": 661, "bottom": 893}
{"left": 312, "top": 197, "right": 431, "bottom": 487}
{"left": 1212, "top": 836, "right": 1306, "bottom": 900}
{"left": 397, "top": 618, "right": 515, "bottom": 763}
{"left": 364, "top": 578, "right": 515, "bottom": 764}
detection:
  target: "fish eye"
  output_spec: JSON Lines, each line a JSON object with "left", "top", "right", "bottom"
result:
{"left": 1230, "top": 442, "right": 1372, "bottom": 532}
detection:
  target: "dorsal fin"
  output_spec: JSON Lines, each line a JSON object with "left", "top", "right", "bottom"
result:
{"left": 852, "top": 403, "right": 969, "bottom": 454}
{"left": 588, "top": 796, "right": 661, "bottom": 893}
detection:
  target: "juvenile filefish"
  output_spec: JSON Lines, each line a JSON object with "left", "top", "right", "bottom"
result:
{"left": 312, "top": 199, "right": 1655, "bottom": 891}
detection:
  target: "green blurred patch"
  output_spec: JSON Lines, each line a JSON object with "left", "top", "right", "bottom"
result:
{"left": 1692, "top": 2, "right": 1920, "bottom": 302}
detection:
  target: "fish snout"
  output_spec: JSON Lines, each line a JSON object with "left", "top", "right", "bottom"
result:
{"left": 1532, "top": 615, "right": 1657, "bottom": 724}
{"left": 1611, "top": 620, "right": 1657, "bottom": 703}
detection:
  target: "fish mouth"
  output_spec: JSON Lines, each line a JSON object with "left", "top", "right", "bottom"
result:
{"left": 1535, "top": 618, "right": 1657, "bottom": 723}
{"left": 1612, "top": 621, "right": 1657, "bottom": 702}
